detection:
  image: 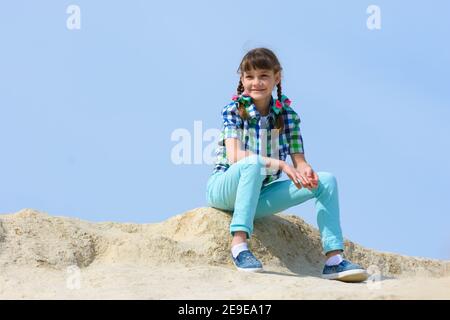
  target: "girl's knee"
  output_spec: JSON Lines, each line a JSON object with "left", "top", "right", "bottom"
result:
{"left": 317, "top": 171, "right": 337, "bottom": 188}
{"left": 239, "top": 155, "right": 266, "bottom": 176}
{"left": 240, "top": 154, "right": 265, "bottom": 167}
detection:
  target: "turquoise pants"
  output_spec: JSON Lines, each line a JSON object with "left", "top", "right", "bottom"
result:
{"left": 206, "top": 155, "right": 344, "bottom": 254}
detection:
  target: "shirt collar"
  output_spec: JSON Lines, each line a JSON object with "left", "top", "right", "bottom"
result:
{"left": 232, "top": 93, "right": 290, "bottom": 120}
{"left": 245, "top": 96, "right": 277, "bottom": 120}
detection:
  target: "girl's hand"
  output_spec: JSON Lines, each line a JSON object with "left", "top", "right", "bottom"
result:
{"left": 280, "top": 162, "right": 305, "bottom": 189}
{"left": 295, "top": 163, "right": 319, "bottom": 190}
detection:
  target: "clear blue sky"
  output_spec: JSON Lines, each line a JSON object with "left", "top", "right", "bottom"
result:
{"left": 1, "top": 1, "right": 449, "bottom": 260}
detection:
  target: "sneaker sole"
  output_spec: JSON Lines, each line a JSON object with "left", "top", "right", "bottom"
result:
{"left": 233, "top": 261, "right": 264, "bottom": 273}
{"left": 322, "top": 269, "right": 369, "bottom": 282}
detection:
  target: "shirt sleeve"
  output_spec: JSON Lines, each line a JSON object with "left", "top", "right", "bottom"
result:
{"left": 222, "top": 103, "right": 243, "bottom": 140}
{"left": 287, "top": 112, "right": 304, "bottom": 154}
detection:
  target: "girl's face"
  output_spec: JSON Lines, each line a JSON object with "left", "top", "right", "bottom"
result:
{"left": 241, "top": 68, "right": 281, "bottom": 101}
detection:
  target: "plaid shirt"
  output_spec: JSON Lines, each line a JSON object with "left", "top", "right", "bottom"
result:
{"left": 212, "top": 96, "right": 304, "bottom": 186}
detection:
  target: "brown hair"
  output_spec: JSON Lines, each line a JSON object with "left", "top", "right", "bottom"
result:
{"left": 236, "top": 47, "right": 284, "bottom": 132}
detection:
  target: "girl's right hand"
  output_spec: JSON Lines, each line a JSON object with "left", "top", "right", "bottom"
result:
{"left": 280, "top": 162, "right": 304, "bottom": 189}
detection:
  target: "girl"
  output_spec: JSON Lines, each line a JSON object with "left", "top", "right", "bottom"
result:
{"left": 206, "top": 48, "right": 368, "bottom": 282}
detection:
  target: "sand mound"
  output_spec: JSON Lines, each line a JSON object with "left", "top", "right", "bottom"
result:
{"left": 1, "top": 207, "right": 449, "bottom": 299}
{"left": 1, "top": 207, "right": 448, "bottom": 279}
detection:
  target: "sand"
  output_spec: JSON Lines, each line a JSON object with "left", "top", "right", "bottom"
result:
{"left": 0, "top": 207, "right": 449, "bottom": 299}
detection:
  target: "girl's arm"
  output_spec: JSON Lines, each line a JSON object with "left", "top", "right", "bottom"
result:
{"left": 291, "top": 153, "right": 308, "bottom": 168}
{"left": 225, "top": 138, "right": 314, "bottom": 189}
{"left": 225, "top": 138, "right": 285, "bottom": 171}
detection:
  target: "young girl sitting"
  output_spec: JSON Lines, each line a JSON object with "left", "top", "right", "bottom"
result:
{"left": 206, "top": 47, "right": 368, "bottom": 283}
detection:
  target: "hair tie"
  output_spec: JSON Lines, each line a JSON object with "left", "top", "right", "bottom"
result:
{"left": 272, "top": 95, "right": 291, "bottom": 115}
{"left": 231, "top": 93, "right": 252, "bottom": 107}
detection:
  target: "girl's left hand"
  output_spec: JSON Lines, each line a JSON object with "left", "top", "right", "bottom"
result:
{"left": 296, "top": 163, "right": 319, "bottom": 189}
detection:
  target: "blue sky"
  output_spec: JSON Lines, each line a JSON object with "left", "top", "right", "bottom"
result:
{"left": 1, "top": 1, "right": 449, "bottom": 260}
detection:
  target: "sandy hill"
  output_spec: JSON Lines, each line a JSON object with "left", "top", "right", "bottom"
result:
{"left": 0, "top": 207, "right": 449, "bottom": 299}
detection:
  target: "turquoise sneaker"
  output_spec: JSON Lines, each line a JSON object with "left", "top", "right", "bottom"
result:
{"left": 322, "top": 259, "right": 368, "bottom": 282}
{"left": 232, "top": 250, "right": 263, "bottom": 272}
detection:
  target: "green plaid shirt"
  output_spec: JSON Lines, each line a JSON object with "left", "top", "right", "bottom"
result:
{"left": 212, "top": 95, "right": 304, "bottom": 186}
